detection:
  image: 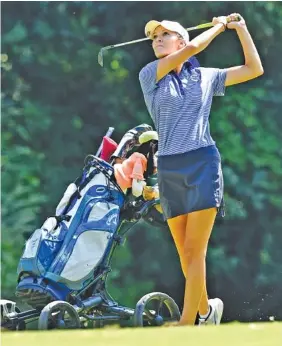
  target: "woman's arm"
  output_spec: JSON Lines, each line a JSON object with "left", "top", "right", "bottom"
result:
{"left": 157, "top": 17, "right": 226, "bottom": 82}
{"left": 225, "top": 13, "right": 264, "bottom": 86}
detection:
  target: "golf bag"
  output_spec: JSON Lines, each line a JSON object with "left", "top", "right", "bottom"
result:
{"left": 16, "top": 156, "right": 125, "bottom": 307}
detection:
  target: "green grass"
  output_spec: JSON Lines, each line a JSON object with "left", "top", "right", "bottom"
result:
{"left": 1, "top": 323, "right": 281, "bottom": 346}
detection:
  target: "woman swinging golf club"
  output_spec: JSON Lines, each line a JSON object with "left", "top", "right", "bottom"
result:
{"left": 139, "top": 13, "right": 263, "bottom": 326}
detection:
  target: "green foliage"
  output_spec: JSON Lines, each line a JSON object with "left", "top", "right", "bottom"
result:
{"left": 1, "top": 56, "right": 48, "bottom": 293}
{"left": 1, "top": 1, "right": 281, "bottom": 322}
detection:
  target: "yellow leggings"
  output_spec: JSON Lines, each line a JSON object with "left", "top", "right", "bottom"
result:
{"left": 167, "top": 207, "right": 217, "bottom": 325}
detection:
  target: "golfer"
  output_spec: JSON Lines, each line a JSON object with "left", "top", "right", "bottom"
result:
{"left": 139, "top": 14, "right": 263, "bottom": 326}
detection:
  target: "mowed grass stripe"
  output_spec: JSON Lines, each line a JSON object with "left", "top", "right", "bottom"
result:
{"left": 1, "top": 322, "right": 281, "bottom": 346}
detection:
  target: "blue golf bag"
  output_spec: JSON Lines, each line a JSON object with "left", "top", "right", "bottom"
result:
{"left": 16, "top": 156, "right": 125, "bottom": 307}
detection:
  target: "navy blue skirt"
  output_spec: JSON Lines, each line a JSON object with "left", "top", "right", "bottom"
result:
{"left": 157, "top": 145, "right": 224, "bottom": 220}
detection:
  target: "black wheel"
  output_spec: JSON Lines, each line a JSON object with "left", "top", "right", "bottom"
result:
{"left": 0, "top": 299, "right": 26, "bottom": 331}
{"left": 133, "top": 292, "right": 180, "bottom": 327}
{"left": 38, "top": 301, "right": 80, "bottom": 330}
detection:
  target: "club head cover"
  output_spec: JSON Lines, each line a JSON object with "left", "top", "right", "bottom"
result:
{"left": 100, "top": 136, "right": 118, "bottom": 162}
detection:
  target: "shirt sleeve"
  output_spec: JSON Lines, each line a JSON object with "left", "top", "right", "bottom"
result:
{"left": 139, "top": 60, "right": 159, "bottom": 94}
{"left": 202, "top": 68, "right": 227, "bottom": 96}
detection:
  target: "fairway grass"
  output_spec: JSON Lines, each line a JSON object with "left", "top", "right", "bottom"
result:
{"left": 2, "top": 322, "right": 281, "bottom": 346}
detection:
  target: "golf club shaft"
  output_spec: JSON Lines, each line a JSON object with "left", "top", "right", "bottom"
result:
{"left": 102, "top": 22, "right": 214, "bottom": 51}
{"left": 103, "top": 37, "right": 149, "bottom": 50}
{"left": 98, "top": 16, "right": 241, "bottom": 66}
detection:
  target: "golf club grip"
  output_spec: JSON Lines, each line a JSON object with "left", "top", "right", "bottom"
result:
{"left": 186, "top": 15, "right": 241, "bottom": 32}
{"left": 186, "top": 22, "right": 213, "bottom": 31}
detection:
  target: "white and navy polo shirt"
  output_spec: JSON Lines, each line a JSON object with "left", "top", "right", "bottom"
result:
{"left": 139, "top": 60, "right": 227, "bottom": 156}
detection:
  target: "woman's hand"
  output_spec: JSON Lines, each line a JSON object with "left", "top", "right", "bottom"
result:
{"left": 227, "top": 13, "right": 246, "bottom": 30}
{"left": 212, "top": 16, "right": 228, "bottom": 31}
{"left": 223, "top": 13, "right": 263, "bottom": 87}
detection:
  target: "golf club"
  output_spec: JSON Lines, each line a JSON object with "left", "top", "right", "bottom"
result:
{"left": 98, "top": 17, "right": 241, "bottom": 67}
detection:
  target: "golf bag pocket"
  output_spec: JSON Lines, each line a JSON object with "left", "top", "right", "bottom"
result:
{"left": 59, "top": 229, "right": 111, "bottom": 282}
{"left": 17, "top": 221, "right": 68, "bottom": 277}
{"left": 47, "top": 200, "right": 120, "bottom": 285}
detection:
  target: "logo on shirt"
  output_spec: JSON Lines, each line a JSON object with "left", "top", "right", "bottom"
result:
{"left": 190, "top": 70, "right": 200, "bottom": 82}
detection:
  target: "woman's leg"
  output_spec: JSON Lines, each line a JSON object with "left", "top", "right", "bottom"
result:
{"left": 167, "top": 214, "right": 209, "bottom": 317}
{"left": 179, "top": 207, "right": 217, "bottom": 325}
{"left": 167, "top": 214, "right": 187, "bottom": 273}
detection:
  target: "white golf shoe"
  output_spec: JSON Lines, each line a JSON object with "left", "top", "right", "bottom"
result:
{"left": 199, "top": 298, "right": 224, "bottom": 325}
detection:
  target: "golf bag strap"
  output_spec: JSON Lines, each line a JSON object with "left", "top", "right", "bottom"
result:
{"left": 78, "top": 168, "right": 99, "bottom": 193}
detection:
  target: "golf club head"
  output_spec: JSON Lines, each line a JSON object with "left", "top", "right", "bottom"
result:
{"left": 98, "top": 48, "right": 104, "bottom": 67}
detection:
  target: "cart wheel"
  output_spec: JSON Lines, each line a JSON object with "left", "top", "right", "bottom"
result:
{"left": 38, "top": 301, "right": 80, "bottom": 330}
{"left": 0, "top": 299, "right": 26, "bottom": 330}
{"left": 1, "top": 299, "right": 26, "bottom": 331}
{"left": 133, "top": 292, "right": 180, "bottom": 327}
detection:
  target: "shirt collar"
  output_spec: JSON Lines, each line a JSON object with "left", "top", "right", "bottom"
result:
{"left": 184, "top": 60, "right": 193, "bottom": 70}
{"left": 169, "top": 59, "right": 192, "bottom": 76}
